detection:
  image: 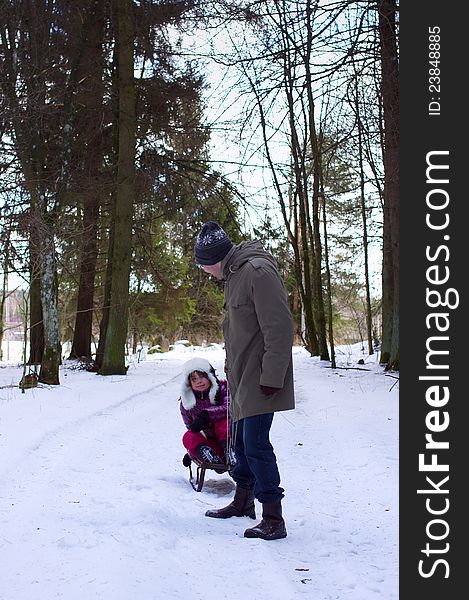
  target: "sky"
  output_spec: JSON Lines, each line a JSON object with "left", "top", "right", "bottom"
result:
{"left": 0, "top": 342, "right": 398, "bottom": 600}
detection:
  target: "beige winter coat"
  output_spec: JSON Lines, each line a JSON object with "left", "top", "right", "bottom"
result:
{"left": 221, "top": 241, "right": 295, "bottom": 422}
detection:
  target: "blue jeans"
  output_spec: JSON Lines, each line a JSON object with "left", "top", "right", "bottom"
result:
{"left": 231, "top": 413, "right": 285, "bottom": 504}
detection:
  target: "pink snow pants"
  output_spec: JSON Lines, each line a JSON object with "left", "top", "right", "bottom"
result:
{"left": 182, "top": 417, "right": 229, "bottom": 459}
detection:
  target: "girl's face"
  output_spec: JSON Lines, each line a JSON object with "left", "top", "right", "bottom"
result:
{"left": 189, "top": 371, "right": 211, "bottom": 393}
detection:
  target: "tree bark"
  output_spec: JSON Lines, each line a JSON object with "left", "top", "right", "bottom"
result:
{"left": 99, "top": 0, "right": 135, "bottom": 375}
{"left": 95, "top": 204, "right": 116, "bottom": 371}
{"left": 304, "top": 0, "right": 329, "bottom": 360}
{"left": 0, "top": 12, "right": 46, "bottom": 365}
{"left": 38, "top": 222, "right": 60, "bottom": 384}
{"left": 243, "top": 63, "right": 319, "bottom": 355}
{"left": 0, "top": 235, "right": 9, "bottom": 361}
{"left": 281, "top": 30, "right": 319, "bottom": 356}
{"left": 378, "top": 0, "right": 399, "bottom": 369}
{"left": 69, "top": 1, "right": 105, "bottom": 360}
{"left": 353, "top": 70, "right": 374, "bottom": 356}
{"left": 320, "top": 188, "right": 336, "bottom": 368}
{"left": 69, "top": 199, "right": 100, "bottom": 359}
{"left": 28, "top": 235, "right": 45, "bottom": 364}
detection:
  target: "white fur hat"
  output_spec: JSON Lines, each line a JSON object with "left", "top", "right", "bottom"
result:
{"left": 180, "top": 357, "right": 219, "bottom": 410}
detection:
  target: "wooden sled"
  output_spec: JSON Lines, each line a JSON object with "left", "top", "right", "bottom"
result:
{"left": 185, "top": 455, "right": 232, "bottom": 492}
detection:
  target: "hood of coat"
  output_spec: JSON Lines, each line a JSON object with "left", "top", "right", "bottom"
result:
{"left": 180, "top": 357, "right": 219, "bottom": 410}
{"left": 222, "top": 240, "right": 277, "bottom": 279}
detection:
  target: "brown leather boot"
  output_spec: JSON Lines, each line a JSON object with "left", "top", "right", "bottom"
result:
{"left": 205, "top": 486, "right": 256, "bottom": 519}
{"left": 244, "top": 501, "right": 287, "bottom": 540}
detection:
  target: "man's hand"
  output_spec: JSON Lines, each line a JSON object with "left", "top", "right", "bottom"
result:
{"left": 260, "top": 385, "right": 281, "bottom": 396}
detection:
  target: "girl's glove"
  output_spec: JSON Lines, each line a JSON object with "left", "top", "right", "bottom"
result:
{"left": 189, "top": 410, "right": 210, "bottom": 433}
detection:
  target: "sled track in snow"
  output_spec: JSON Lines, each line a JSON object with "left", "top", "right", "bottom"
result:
{"left": 0, "top": 370, "right": 183, "bottom": 495}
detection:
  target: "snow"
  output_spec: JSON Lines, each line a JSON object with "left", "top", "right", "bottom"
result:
{"left": 0, "top": 344, "right": 398, "bottom": 600}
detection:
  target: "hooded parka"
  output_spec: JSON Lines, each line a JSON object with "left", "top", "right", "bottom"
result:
{"left": 221, "top": 240, "right": 295, "bottom": 422}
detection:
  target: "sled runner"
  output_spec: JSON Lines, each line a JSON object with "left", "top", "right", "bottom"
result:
{"left": 183, "top": 453, "right": 231, "bottom": 492}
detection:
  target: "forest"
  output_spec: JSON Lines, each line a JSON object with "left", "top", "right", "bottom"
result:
{"left": 0, "top": 0, "right": 399, "bottom": 384}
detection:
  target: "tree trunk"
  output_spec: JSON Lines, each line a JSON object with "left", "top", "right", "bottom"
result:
{"left": 37, "top": 1, "right": 98, "bottom": 382}
{"left": 95, "top": 208, "right": 116, "bottom": 371}
{"left": 378, "top": 0, "right": 399, "bottom": 370}
{"left": 1, "top": 15, "right": 46, "bottom": 365}
{"left": 38, "top": 223, "right": 60, "bottom": 385}
{"left": 0, "top": 245, "right": 8, "bottom": 361}
{"left": 281, "top": 38, "right": 319, "bottom": 356}
{"left": 309, "top": 148, "right": 329, "bottom": 360}
{"left": 380, "top": 207, "right": 393, "bottom": 365}
{"left": 28, "top": 240, "right": 45, "bottom": 365}
{"left": 244, "top": 63, "right": 319, "bottom": 356}
{"left": 302, "top": 0, "right": 328, "bottom": 359}
{"left": 298, "top": 190, "right": 319, "bottom": 356}
{"left": 99, "top": 0, "right": 135, "bottom": 375}
{"left": 69, "top": 1, "right": 105, "bottom": 360}
{"left": 354, "top": 75, "right": 374, "bottom": 356}
{"left": 69, "top": 199, "right": 100, "bottom": 359}
{"left": 320, "top": 188, "right": 336, "bottom": 368}
{"left": 94, "top": 29, "right": 119, "bottom": 372}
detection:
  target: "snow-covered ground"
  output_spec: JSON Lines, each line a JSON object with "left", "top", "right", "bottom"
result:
{"left": 0, "top": 344, "right": 398, "bottom": 600}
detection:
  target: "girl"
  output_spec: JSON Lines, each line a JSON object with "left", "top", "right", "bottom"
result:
{"left": 179, "top": 357, "right": 235, "bottom": 467}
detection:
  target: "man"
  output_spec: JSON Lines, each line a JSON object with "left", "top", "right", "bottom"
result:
{"left": 194, "top": 220, "right": 295, "bottom": 540}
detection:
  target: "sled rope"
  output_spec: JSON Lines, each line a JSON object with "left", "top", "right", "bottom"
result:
{"left": 226, "top": 381, "right": 237, "bottom": 462}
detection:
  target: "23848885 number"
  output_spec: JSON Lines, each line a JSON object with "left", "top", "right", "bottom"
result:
{"left": 428, "top": 26, "right": 441, "bottom": 115}
{"left": 428, "top": 26, "right": 441, "bottom": 93}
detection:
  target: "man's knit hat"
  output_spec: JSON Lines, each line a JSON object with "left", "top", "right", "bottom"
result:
{"left": 194, "top": 221, "right": 233, "bottom": 265}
